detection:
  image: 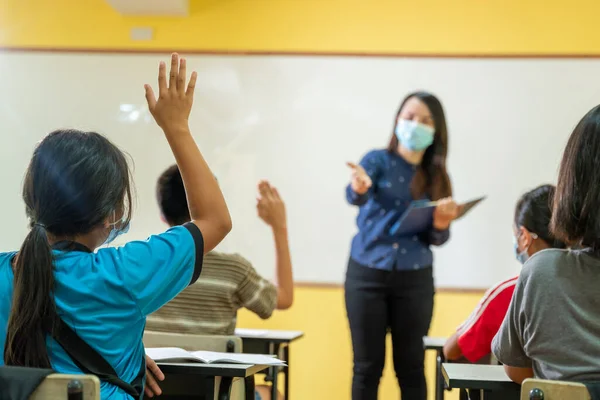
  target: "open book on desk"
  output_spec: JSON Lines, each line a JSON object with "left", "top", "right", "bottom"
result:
{"left": 145, "top": 347, "right": 286, "bottom": 366}
{"left": 389, "top": 196, "right": 486, "bottom": 236}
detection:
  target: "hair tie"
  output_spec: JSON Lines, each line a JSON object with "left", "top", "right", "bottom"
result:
{"left": 34, "top": 223, "right": 46, "bottom": 229}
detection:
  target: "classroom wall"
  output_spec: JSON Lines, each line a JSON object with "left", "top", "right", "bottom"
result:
{"left": 2, "top": 0, "right": 600, "bottom": 55}
{"left": 2, "top": 1, "right": 596, "bottom": 399}
{"left": 238, "top": 288, "right": 483, "bottom": 400}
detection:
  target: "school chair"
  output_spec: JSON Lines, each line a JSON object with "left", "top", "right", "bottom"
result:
{"left": 0, "top": 365, "right": 100, "bottom": 400}
{"left": 30, "top": 374, "right": 100, "bottom": 400}
{"left": 521, "top": 378, "right": 591, "bottom": 400}
{"left": 143, "top": 331, "right": 249, "bottom": 400}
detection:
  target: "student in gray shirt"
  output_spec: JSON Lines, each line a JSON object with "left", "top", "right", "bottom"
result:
{"left": 492, "top": 104, "right": 600, "bottom": 384}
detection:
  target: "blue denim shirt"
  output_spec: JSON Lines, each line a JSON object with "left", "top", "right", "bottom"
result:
{"left": 346, "top": 149, "right": 449, "bottom": 271}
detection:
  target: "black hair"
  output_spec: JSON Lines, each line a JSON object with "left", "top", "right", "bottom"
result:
{"left": 387, "top": 91, "right": 452, "bottom": 200}
{"left": 515, "top": 184, "right": 565, "bottom": 249}
{"left": 551, "top": 104, "right": 600, "bottom": 250}
{"left": 4, "top": 129, "right": 133, "bottom": 367}
{"left": 156, "top": 164, "right": 190, "bottom": 227}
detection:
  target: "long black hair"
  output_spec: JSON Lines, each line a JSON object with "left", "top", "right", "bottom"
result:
{"left": 387, "top": 91, "right": 452, "bottom": 200}
{"left": 515, "top": 184, "right": 565, "bottom": 249}
{"left": 4, "top": 129, "right": 133, "bottom": 367}
{"left": 551, "top": 104, "right": 600, "bottom": 250}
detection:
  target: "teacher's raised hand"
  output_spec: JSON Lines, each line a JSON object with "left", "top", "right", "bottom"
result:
{"left": 347, "top": 162, "right": 372, "bottom": 195}
{"left": 433, "top": 197, "right": 459, "bottom": 230}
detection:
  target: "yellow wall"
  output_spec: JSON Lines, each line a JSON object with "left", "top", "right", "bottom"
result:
{"left": 2, "top": 0, "right": 600, "bottom": 55}
{"left": 237, "top": 287, "right": 483, "bottom": 400}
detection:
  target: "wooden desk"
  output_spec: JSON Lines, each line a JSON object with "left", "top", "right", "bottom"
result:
{"left": 154, "top": 362, "right": 268, "bottom": 400}
{"left": 235, "top": 329, "right": 304, "bottom": 400}
{"left": 423, "top": 336, "right": 447, "bottom": 400}
{"left": 442, "top": 363, "right": 520, "bottom": 400}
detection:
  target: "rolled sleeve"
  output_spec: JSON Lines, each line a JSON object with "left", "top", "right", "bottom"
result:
{"left": 427, "top": 228, "right": 450, "bottom": 246}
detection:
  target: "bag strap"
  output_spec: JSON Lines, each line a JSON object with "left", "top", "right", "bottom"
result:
{"left": 49, "top": 241, "right": 145, "bottom": 399}
{"left": 51, "top": 318, "right": 144, "bottom": 399}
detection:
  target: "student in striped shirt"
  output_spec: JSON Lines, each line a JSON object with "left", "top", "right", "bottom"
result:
{"left": 146, "top": 165, "right": 293, "bottom": 400}
{"left": 443, "top": 185, "right": 566, "bottom": 363}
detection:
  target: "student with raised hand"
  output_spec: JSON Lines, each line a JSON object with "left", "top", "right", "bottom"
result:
{"left": 492, "top": 104, "right": 600, "bottom": 385}
{"left": 443, "top": 185, "right": 566, "bottom": 363}
{"left": 0, "top": 53, "right": 231, "bottom": 400}
{"left": 147, "top": 168, "right": 292, "bottom": 400}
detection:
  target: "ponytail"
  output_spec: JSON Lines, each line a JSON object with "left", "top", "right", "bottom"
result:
{"left": 4, "top": 224, "right": 58, "bottom": 367}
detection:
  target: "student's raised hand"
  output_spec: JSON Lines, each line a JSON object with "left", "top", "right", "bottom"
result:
{"left": 256, "top": 181, "right": 287, "bottom": 231}
{"left": 144, "top": 53, "right": 198, "bottom": 134}
{"left": 433, "top": 197, "right": 459, "bottom": 230}
{"left": 144, "top": 355, "right": 164, "bottom": 398}
{"left": 347, "top": 162, "right": 372, "bottom": 195}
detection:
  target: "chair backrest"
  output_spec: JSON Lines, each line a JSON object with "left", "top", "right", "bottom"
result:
{"left": 521, "top": 378, "right": 591, "bottom": 400}
{"left": 143, "top": 330, "right": 243, "bottom": 353}
{"left": 30, "top": 374, "right": 100, "bottom": 400}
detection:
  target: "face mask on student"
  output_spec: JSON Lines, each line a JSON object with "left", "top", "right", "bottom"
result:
{"left": 513, "top": 230, "right": 538, "bottom": 264}
{"left": 104, "top": 215, "right": 130, "bottom": 246}
{"left": 395, "top": 119, "right": 435, "bottom": 151}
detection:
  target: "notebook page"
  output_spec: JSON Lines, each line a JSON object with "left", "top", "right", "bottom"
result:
{"left": 191, "top": 351, "right": 285, "bottom": 366}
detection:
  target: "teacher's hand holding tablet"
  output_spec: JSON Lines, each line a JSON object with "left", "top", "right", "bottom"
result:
{"left": 347, "top": 162, "right": 372, "bottom": 195}
{"left": 433, "top": 197, "right": 459, "bottom": 230}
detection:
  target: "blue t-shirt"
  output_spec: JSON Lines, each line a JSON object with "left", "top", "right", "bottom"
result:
{"left": 346, "top": 149, "right": 450, "bottom": 271}
{"left": 0, "top": 223, "right": 204, "bottom": 399}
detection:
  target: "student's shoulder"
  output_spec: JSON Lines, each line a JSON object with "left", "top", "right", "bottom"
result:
{"left": 520, "top": 248, "right": 572, "bottom": 284}
{"left": 0, "top": 252, "right": 16, "bottom": 285}
{"left": 483, "top": 275, "right": 519, "bottom": 300}
{"left": 204, "top": 251, "right": 254, "bottom": 271}
{"left": 0, "top": 252, "right": 16, "bottom": 262}
{"left": 0, "top": 252, "right": 16, "bottom": 270}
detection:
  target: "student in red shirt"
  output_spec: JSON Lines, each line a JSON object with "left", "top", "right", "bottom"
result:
{"left": 443, "top": 184, "right": 566, "bottom": 362}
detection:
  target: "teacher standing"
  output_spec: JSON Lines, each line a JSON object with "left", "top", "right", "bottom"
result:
{"left": 345, "top": 92, "right": 458, "bottom": 400}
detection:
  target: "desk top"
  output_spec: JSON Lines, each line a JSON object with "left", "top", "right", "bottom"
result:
{"left": 157, "top": 362, "right": 268, "bottom": 378}
{"left": 235, "top": 328, "right": 304, "bottom": 342}
{"left": 442, "top": 363, "right": 520, "bottom": 392}
{"left": 423, "top": 336, "right": 447, "bottom": 349}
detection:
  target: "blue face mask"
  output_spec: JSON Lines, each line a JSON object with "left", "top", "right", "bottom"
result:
{"left": 513, "top": 236, "right": 529, "bottom": 264}
{"left": 103, "top": 218, "right": 130, "bottom": 246}
{"left": 395, "top": 119, "right": 435, "bottom": 151}
{"left": 513, "top": 231, "right": 537, "bottom": 264}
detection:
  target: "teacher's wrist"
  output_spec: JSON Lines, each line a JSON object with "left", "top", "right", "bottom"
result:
{"left": 433, "top": 221, "right": 451, "bottom": 230}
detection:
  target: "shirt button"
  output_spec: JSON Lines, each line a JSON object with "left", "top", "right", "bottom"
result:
{"left": 412, "top": 236, "right": 418, "bottom": 241}
{"left": 392, "top": 243, "right": 399, "bottom": 249}
{"left": 395, "top": 200, "right": 401, "bottom": 206}
{"left": 399, "top": 176, "right": 405, "bottom": 183}
{"left": 401, "top": 248, "right": 407, "bottom": 254}
{"left": 413, "top": 264, "right": 420, "bottom": 269}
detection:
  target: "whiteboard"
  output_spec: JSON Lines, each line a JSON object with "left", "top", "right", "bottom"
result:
{"left": 1, "top": 52, "right": 598, "bottom": 288}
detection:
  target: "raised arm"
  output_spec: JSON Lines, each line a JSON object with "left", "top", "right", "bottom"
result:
{"left": 256, "top": 181, "right": 294, "bottom": 309}
{"left": 145, "top": 54, "right": 232, "bottom": 253}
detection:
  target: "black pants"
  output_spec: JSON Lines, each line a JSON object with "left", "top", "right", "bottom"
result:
{"left": 345, "top": 258, "right": 435, "bottom": 400}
